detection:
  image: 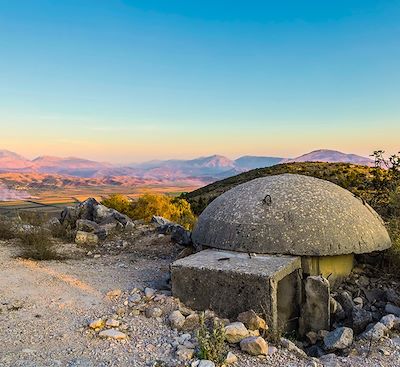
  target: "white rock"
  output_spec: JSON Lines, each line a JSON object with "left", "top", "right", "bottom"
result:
{"left": 198, "top": 361, "right": 215, "bottom": 367}
{"left": 380, "top": 314, "right": 400, "bottom": 329}
{"left": 324, "top": 327, "right": 353, "bottom": 350}
{"left": 98, "top": 329, "right": 127, "bottom": 340}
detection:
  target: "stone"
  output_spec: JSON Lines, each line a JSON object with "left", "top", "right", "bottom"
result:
{"left": 93, "top": 204, "right": 113, "bottom": 223}
{"left": 171, "top": 225, "right": 192, "bottom": 246}
{"left": 385, "top": 303, "right": 400, "bottom": 317}
{"left": 319, "top": 353, "right": 340, "bottom": 367}
{"left": 360, "top": 322, "right": 388, "bottom": 341}
{"left": 352, "top": 308, "right": 372, "bottom": 334}
{"left": 107, "top": 289, "right": 122, "bottom": 298}
{"left": 169, "top": 310, "right": 186, "bottom": 330}
{"left": 76, "top": 219, "right": 99, "bottom": 233}
{"left": 300, "top": 276, "right": 330, "bottom": 335}
{"left": 144, "top": 287, "right": 156, "bottom": 299}
{"left": 191, "top": 174, "right": 391, "bottom": 256}
{"left": 224, "top": 322, "right": 249, "bottom": 343}
{"left": 357, "top": 275, "right": 370, "bottom": 288}
{"left": 124, "top": 221, "right": 135, "bottom": 231}
{"left": 75, "top": 231, "right": 99, "bottom": 245}
{"left": 145, "top": 307, "right": 163, "bottom": 318}
{"left": 323, "top": 327, "right": 353, "bottom": 350}
{"left": 176, "top": 345, "right": 194, "bottom": 361}
{"left": 240, "top": 336, "right": 268, "bottom": 356}
{"left": 225, "top": 351, "right": 238, "bottom": 364}
{"left": 353, "top": 297, "right": 363, "bottom": 309}
{"left": 89, "top": 319, "right": 104, "bottom": 329}
{"left": 105, "top": 319, "right": 120, "bottom": 327}
{"left": 237, "top": 310, "right": 267, "bottom": 331}
{"left": 182, "top": 313, "right": 200, "bottom": 331}
{"left": 98, "top": 329, "right": 127, "bottom": 340}
{"left": 172, "top": 249, "right": 301, "bottom": 333}
{"left": 336, "top": 291, "right": 354, "bottom": 319}
{"left": 280, "top": 338, "right": 307, "bottom": 357}
{"left": 329, "top": 297, "right": 338, "bottom": 314}
{"left": 386, "top": 289, "right": 400, "bottom": 306}
{"left": 151, "top": 216, "right": 172, "bottom": 226}
{"left": 128, "top": 294, "right": 141, "bottom": 304}
{"left": 306, "top": 331, "right": 318, "bottom": 345}
{"left": 198, "top": 361, "right": 215, "bottom": 367}
{"left": 380, "top": 314, "right": 400, "bottom": 330}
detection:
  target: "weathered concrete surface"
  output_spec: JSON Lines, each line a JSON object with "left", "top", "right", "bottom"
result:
{"left": 299, "top": 276, "right": 330, "bottom": 336}
{"left": 171, "top": 249, "right": 301, "bottom": 332}
{"left": 192, "top": 174, "right": 391, "bottom": 256}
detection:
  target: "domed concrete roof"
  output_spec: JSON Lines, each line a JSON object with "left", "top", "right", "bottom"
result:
{"left": 192, "top": 174, "right": 391, "bottom": 256}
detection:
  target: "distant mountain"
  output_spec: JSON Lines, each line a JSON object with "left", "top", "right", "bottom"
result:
{"left": 0, "top": 149, "right": 374, "bottom": 184}
{"left": 32, "top": 156, "right": 112, "bottom": 177}
{"left": 284, "top": 149, "right": 373, "bottom": 166}
{"left": 234, "top": 156, "right": 285, "bottom": 170}
{"left": 0, "top": 150, "right": 33, "bottom": 171}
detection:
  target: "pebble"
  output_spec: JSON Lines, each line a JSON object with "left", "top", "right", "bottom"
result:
{"left": 98, "top": 329, "right": 127, "bottom": 340}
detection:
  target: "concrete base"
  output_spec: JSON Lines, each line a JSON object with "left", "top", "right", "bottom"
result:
{"left": 171, "top": 249, "right": 302, "bottom": 333}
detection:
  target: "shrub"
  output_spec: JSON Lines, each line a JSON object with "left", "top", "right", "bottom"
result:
{"left": 196, "top": 313, "right": 227, "bottom": 366}
{"left": 101, "top": 194, "right": 134, "bottom": 217}
{"left": 0, "top": 216, "right": 16, "bottom": 240}
{"left": 19, "top": 211, "right": 49, "bottom": 226}
{"left": 102, "top": 193, "right": 196, "bottom": 230}
{"left": 50, "top": 222, "right": 75, "bottom": 242}
{"left": 18, "top": 228, "right": 59, "bottom": 260}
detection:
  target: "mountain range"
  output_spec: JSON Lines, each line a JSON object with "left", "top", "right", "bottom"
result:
{"left": 0, "top": 149, "right": 374, "bottom": 181}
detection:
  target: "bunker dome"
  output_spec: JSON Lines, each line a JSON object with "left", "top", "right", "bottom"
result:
{"left": 171, "top": 174, "right": 392, "bottom": 333}
{"left": 192, "top": 173, "right": 392, "bottom": 280}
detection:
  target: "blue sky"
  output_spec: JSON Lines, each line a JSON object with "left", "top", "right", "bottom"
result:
{"left": 0, "top": 0, "right": 399, "bottom": 162}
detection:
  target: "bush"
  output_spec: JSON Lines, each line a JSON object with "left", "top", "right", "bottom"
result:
{"left": 196, "top": 314, "right": 227, "bottom": 366}
{"left": 50, "top": 222, "right": 75, "bottom": 242}
{"left": 0, "top": 216, "right": 16, "bottom": 240}
{"left": 18, "top": 228, "right": 59, "bottom": 260}
{"left": 102, "top": 193, "right": 196, "bottom": 230}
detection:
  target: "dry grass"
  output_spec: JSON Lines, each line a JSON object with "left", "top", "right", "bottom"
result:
{"left": 18, "top": 228, "right": 61, "bottom": 261}
{"left": 0, "top": 216, "right": 17, "bottom": 240}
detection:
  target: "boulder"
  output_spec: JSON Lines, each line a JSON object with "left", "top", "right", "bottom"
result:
{"left": 151, "top": 216, "right": 172, "bottom": 226}
{"left": 323, "top": 327, "right": 353, "bottom": 350}
{"left": 145, "top": 307, "right": 163, "bottom": 318}
{"left": 171, "top": 225, "right": 192, "bottom": 246}
{"left": 76, "top": 219, "right": 99, "bottom": 233}
{"left": 237, "top": 310, "right": 267, "bottom": 331}
{"left": 224, "top": 322, "right": 249, "bottom": 343}
{"left": 385, "top": 303, "right": 400, "bottom": 317}
{"left": 380, "top": 314, "right": 400, "bottom": 330}
{"left": 240, "top": 336, "right": 268, "bottom": 356}
{"left": 360, "top": 322, "right": 388, "bottom": 341}
{"left": 225, "top": 351, "right": 238, "bottom": 364}
{"left": 336, "top": 291, "right": 354, "bottom": 319}
{"left": 385, "top": 289, "right": 400, "bottom": 307}
{"left": 352, "top": 308, "right": 373, "bottom": 334}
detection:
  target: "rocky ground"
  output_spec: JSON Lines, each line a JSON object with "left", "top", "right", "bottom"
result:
{"left": 1, "top": 223, "right": 400, "bottom": 367}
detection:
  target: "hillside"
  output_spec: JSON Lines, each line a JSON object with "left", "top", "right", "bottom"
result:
{"left": 183, "top": 162, "right": 378, "bottom": 215}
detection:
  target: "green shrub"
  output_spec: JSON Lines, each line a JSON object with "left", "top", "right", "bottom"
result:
{"left": 18, "top": 228, "right": 59, "bottom": 260}
{"left": 196, "top": 314, "right": 227, "bottom": 366}
{"left": 50, "top": 222, "right": 74, "bottom": 242}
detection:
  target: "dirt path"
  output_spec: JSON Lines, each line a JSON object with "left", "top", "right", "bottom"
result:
{"left": 1, "top": 235, "right": 400, "bottom": 367}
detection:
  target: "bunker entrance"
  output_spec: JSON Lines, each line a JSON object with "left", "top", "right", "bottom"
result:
{"left": 277, "top": 271, "right": 300, "bottom": 333}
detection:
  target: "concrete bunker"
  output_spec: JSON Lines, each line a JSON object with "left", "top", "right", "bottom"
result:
{"left": 172, "top": 174, "right": 392, "bottom": 333}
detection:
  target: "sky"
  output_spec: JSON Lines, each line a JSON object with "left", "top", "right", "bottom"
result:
{"left": 0, "top": 0, "right": 399, "bottom": 163}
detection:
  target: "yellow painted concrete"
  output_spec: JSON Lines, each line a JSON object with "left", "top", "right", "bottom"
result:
{"left": 301, "top": 254, "right": 354, "bottom": 284}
